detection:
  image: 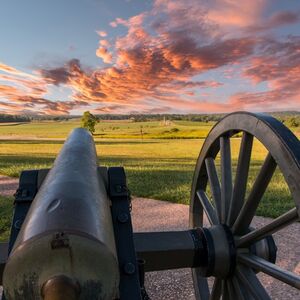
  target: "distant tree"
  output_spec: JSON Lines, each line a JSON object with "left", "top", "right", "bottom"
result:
{"left": 286, "top": 117, "right": 299, "bottom": 128}
{"left": 170, "top": 128, "right": 179, "bottom": 132}
{"left": 0, "top": 114, "right": 30, "bottom": 123}
{"left": 81, "top": 111, "right": 98, "bottom": 134}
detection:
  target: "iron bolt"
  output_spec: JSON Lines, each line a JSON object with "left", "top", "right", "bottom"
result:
{"left": 14, "top": 219, "right": 23, "bottom": 230}
{"left": 123, "top": 262, "right": 136, "bottom": 275}
{"left": 117, "top": 212, "right": 129, "bottom": 223}
{"left": 115, "top": 185, "right": 127, "bottom": 193}
{"left": 115, "top": 185, "right": 122, "bottom": 193}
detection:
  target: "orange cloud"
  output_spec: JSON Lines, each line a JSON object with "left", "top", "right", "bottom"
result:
{"left": 1, "top": 0, "right": 300, "bottom": 114}
{"left": 96, "top": 47, "right": 113, "bottom": 63}
{"left": 0, "top": 63, "right": 20, "bottom": 74}
{"left": 39, "top": 32, "right": 253, "bottom": 113}
{"left": 0, "top": 61, "right": 89, "bottom": 115}
{"left": 0, "top": 62, "right": 38, "bottom": 80}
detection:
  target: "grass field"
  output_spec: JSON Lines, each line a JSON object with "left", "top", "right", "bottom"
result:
{"left": 0, "top": 119, "right": 298, "bottom": 240}
{"left": 0, "top": 119, "right": 215, "bottom": 139}
{"left": 0, "top": 196, "right": 12, "bottom": 241}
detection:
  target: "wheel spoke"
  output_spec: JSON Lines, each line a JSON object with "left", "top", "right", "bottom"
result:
{"left": 231, "top": 276, "right": 251, "bottom": 300}
{"left": 227, "top": 132, "right": 253, "bottom": 226}
{"left": 196, "top": 190, "right": 219, "bottom": 225}
{"left": 236, "top": 265, "right": 271, "bottom": 299}
{"left": 226, "top": 279, "right": 235, "bottom": 299}
{"left": 236, "top": 207, "right": 299, "bottom": 247}
{"left": 209, "top": 278, "right": 222, "bottom": 300}
{"left": 222, "top": 280, "right": 230, "bottom": 300}
{"left": 205, "top": 157, "right": 222, "bottom": 222}
{"left": 190, "top": 192, "right": 205, "bottom": 228}
{"left": 220, "top": 136, "right": 232, "bottom": 224}
{"left": 232, "top": 153, "right": 277, "bottom": 234}
{"left": 192, "top": 269, "right": 210, "bottom": 300}
{"left": 238, "top": 253, "right": 300, "bottom": 290}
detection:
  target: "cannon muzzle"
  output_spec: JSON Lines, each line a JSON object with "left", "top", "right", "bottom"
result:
{"left": 3, "top": 128, "right": 119, "bottom": 299}
{"left": 41, "top": 275, "right": 80, "bottom": 300}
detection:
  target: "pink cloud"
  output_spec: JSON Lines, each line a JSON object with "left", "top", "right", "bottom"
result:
{"left": 0, "top": 61, "right": 89, "bottom": 114}
{"left": 246, "top": 11, "right": 300, "bottom": 33}
{"left": 228, "top": 36, "right": 300, "bottom": 111}
{"left": 96, "top": 30, "right": 107, "bottom": 37}
{"left": 1, "top": 0, "right": 300, "bottom": 114}
{"left": 109, "top": 21, "right": 118, "bottom": 28}
{"left": 109, "top": 17, "right": 127, "bottom": 28}
{"left": 33, "top": 1, "right": 272, "bottom": 113}
{"left": 206, "top": 0, "right": 266, "bottom": 28}
{"left": 99, "top": 39, "right": 110, "bottom": 47}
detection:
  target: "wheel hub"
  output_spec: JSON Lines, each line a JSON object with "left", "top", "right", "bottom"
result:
{"left": 197, "top": 225, "right": 236, "bottom": 278}
{"left": 197, "top": 225, "right": 277, "bottom": 279}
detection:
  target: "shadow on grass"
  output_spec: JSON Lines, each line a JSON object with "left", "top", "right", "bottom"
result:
{"left": 95, "top": 140, "right": 166, "bottom": 145}
{"left": 0, "top": 140, "right": 64, "bottom": 145}
{"left": 0, "top": 153, "right": 295, "bottom": 218}
{"left": 0, "top": 155, "right": 55, "bottom": 177}
{"left": 0, "top": 139, "right": 166, "bottom": 146}
{"left": 0, "top": 122, "right": 30, "bottom": 127}
{"left": 99, "top": 155, "right": 196, "bottom": 166}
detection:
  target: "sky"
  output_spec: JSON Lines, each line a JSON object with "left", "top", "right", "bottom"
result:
{"left": 0, "top": 0, "right": 300, "bottom": 115}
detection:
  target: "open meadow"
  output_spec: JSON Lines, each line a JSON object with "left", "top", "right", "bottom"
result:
{"left": 0, "top": 118, "right": 299, "bottom": 240}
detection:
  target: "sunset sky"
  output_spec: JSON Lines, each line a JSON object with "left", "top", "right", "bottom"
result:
{"left": 0, "top": 0, "right": 300, "bottom": 115}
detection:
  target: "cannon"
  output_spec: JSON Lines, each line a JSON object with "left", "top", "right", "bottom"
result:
{"left": 0, "top": 111, "right": 299, "bottom": 299}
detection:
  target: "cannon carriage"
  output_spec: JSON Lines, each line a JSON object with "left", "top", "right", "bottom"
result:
{"left": 0, "top": 112, "right": 299, "bottom": 299}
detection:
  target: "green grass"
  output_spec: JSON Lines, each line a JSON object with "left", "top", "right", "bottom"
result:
{"left": 1, "top": 119, "right": 298, "bottom": 139}
{"left": 0, "top": 196, "right": 13, "bottom": 242}
{"left": 0, "top": 120, "right": 213, "bottom": 139}
{"left": 0, "top": 120, "right": 298, "bottom": 241}
{"left": 0, "top": 137, "right": 296, "bottom": 217}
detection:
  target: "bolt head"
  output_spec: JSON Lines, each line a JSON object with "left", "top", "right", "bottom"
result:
{"left": 117, "top": 212, "right": 129, "bottom": 223}
{"left": 123, "top": 262, "right": 135, "bottom": 275}
{"left": 14, "top": 219, "right": 23, "bottom": 230}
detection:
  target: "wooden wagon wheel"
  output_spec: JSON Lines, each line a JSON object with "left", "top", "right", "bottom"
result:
{"left": 189, "top": 112, "right": 300, "bottom": 299}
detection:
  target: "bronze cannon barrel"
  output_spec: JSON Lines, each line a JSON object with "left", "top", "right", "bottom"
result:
{"left": 3, "top": 128, "right": 119, "bottom": 299}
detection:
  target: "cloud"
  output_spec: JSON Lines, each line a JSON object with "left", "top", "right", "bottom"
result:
{"left": 1, "top": 0, "right": 300, "bottom": 114}
{"left": 205, "top": 0, "right": 266, "bottom": 28}
{"left": 96, "top": 47, "right": 113, "bottom": 63}
{"left": 0, "top": 62, "right": 39, "bottom": 80}
{"left": 0, "top": 62, "right": 21, "bottom": 74}
{"left": 228, "top": 36, "right": 300, "bottom": 111}
{"left": 96, "top": 30, "right": 107, "bottom": 37}
{"left": 39, "top": 23, "right": 254, "bottom": 111}
{"left": 99, "top": 39, "right": 110, "bottom": 47}
{"left": 0, "top": 61, "right": 89, "bottom": 114}
{"left": 109, "top": 18, "right": 127, "bottom": 28}
{"left": 39, "top": 67, "right": 70, "bottom": 85}
{"left": 246, "top": 11, "right": 300, "bottom": 33}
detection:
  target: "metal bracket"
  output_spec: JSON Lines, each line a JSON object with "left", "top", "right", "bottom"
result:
{"left": 108, "top": 167, "right": 141, "bottom": 300}
{"left": 2, "top": 170, "right": 40, "bottom": 300}
{"left": 2, "top": 167, "right": 141, "bottom": 299}
{"left": 8, "top": 170, "right": 39, "bottom": 254}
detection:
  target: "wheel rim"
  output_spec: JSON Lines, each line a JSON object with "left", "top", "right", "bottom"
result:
{"left": 189, "top": 112, "right": 300, "bottom": 299}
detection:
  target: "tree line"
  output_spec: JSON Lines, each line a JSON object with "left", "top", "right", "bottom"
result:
{"left": 0, "top": 114, "right": 30, "bottom": 123}
{"left": 0, "top": 112, "right": 299, "bottom": 128}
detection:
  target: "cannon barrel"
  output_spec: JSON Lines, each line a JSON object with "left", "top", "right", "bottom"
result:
{"left": 3, "top": 128, "right": 119, "bottom": 299}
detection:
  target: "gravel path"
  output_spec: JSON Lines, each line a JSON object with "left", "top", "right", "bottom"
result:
{"left": 132, "top": 198, "right": 300, "bottom": 299}
{"left": 0, "top": 175, "right": 18, "bottom": 197}
{"left": 0, "top": 176, "right": 299, "bottom": 299}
